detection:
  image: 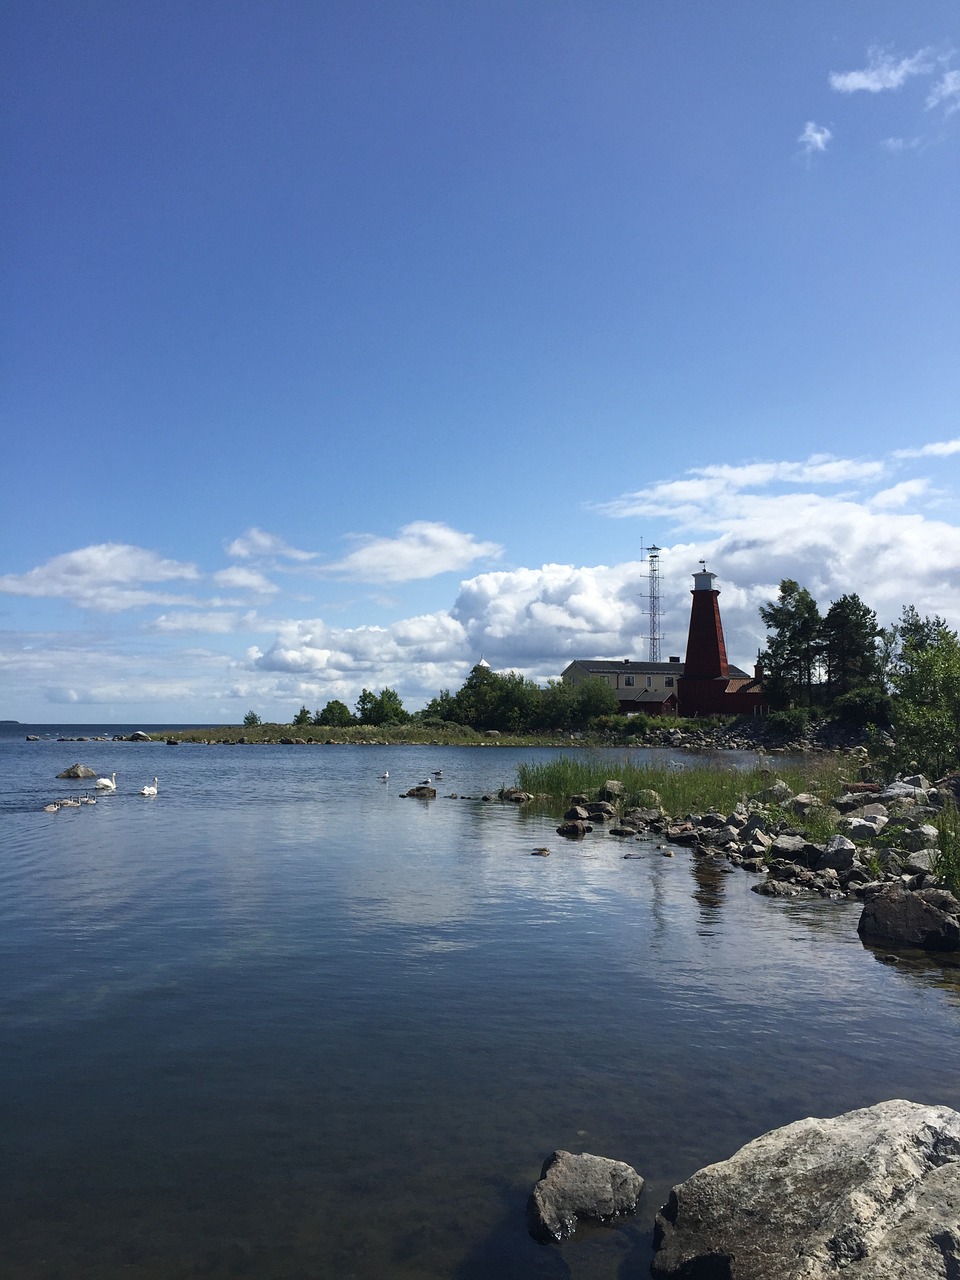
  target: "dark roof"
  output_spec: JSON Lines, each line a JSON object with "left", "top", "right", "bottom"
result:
{"left": 623, "top": 689, "right": 679, "bottom": 705}
{"left": 563, "top": 659, "right": 751, "bottom": 679}
{"left": 563, "top": 659, "right": 685, "bottom": 676}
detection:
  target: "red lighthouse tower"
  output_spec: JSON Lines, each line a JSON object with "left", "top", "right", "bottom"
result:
{"left": 678, "top": 564, "right": 766, "bottom": 717}
{"left": 683, "top": 564, "right": 729, "bottom": 680}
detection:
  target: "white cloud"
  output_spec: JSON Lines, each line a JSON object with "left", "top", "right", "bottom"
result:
{"left": 211, "top": 566, "right": 278, "bottom": 594}
{"left": 927, "top": 69, "right": 960, "bottom": 115}
{"left": 226, "top": 527, "right": 315, "bottom": 561}
{"left": 893, "top": 438, "right": 960, "bottom": 459}
{"left": 0, "top": 544, "right": 200, "bottom": 612}
{"left": 881, "top": 136, "right": 922, "bottom": 152}
{"left": 321, "top": 521, "right": 502, "bottom": 583}
{"left": 830, "top": 47, "right": 935, "bottom": 94}
{"left": 150, "top": 610, "right": 254, "bottom": 634}
{"left": 868, "top": 479, "right": 930, "bottom": 509}
{"left": 798, "top": 121, "right": 832, "bottom": 154}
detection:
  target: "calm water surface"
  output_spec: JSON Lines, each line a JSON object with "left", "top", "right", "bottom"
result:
{"left": 2, "top": 728, "right": 959, "bottom": 1278}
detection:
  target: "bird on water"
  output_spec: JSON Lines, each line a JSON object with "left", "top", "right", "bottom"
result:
{"left": 140, "top": 778, "right": 159, "bottom": 796}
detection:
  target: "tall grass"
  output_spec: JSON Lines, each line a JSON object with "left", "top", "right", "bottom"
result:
{"left": 516, "top": 755, "right": 851, "bottom": 826}
{"left": 934, "top": 801, "right": 960, "bottom": 894}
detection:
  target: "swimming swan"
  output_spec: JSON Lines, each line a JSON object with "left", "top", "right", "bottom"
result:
{"left": 95, "top": 772, "right": 117, "bottom": 790}
{"left": 140, "top": 778, "right": 159, "bottom": 796}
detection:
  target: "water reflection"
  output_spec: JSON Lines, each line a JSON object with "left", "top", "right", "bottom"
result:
{"left": 1, "top": 739, "right": 959, "bottom": 1279}
{"left": 690, "top": 854, "right": 729, "bottom": 932}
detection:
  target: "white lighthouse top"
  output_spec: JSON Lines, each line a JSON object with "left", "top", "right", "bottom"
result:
{"left": 692, "top": 569, "right": 717, "bottom": 592}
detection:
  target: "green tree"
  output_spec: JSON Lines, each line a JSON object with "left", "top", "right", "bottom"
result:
{"left": 820, "top": 593, "right": 881, "bottom": 699}
{"left": 355, "top": 687, "right": 409, "bottom": 725}
{"left": 889, "top": 622, "right": 960, "bottom": 776}
{"left": 316, "top": 699, "right": 354, "bottom": 727}
{"left": 292, "top": 704, "right": 312, "bottom": 726}
{"left": 453, "top": 664, "right": 540, "bottom": 732}
{"left": 242, "top": 710, "right": 261, "bottom": 727}
{"left": 421, "top": 689, "right": 459, "bottom": 722}
{"left": 572, "top": 676, "right": 620, "bottom": 726}
{"left": 759, "top": 580, "right": 822, "bottom": 707}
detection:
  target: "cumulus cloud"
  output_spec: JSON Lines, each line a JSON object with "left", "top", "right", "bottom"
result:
{"left": 830, "top": 47, "right": 935, "bottom": 94}
{"left": 321, "top": 521, "right": 502, "bottom": 582}
{"left": 0, "top": 543, "right": 200, "bottom": 611}
{"left": 226, "top": 527, "right": 315, "bottom": 561}
{"left": 798, "top": 121, "right": 832, "bottom": 154}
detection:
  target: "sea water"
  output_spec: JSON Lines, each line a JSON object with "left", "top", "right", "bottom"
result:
{"left": 2, "top": 728, "right": 959, "bottom": 1279}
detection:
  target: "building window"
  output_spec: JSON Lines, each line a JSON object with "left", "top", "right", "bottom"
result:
{"left": 623, "top": 675, "right": 635, "bottom": 687}
{"left": 646, "top": 676, "right": 653, "bottom": 688}
{"left": 665, "top": 676, "right": 674, "bottom": 687}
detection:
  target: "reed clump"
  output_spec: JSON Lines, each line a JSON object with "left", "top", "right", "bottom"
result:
{"left": 515, "top": 754, "right": 850, "bottom": 830}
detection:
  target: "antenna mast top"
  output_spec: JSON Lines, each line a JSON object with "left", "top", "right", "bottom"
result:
{"left": 646, "top": 544, "right": 662, "bottom": 662}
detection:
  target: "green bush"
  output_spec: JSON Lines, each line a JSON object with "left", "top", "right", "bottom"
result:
{"left": 767, "top": 708, "right": 810, "bottom": 737}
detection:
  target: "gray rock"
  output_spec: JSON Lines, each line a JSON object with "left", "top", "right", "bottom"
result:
{"left": 815, "top": 834, "right": 858, "bottom": 873}
{"left": 564, "top": 805, "right": 590, "bottom": 820}
{"left": 556, "top": 820, "right": 591, "bottom": 838}
{"left": 651, "top": 1099, "right": 960, "bottom": 1279}
{"left": 404, "top": 785, "right": 436, "bottom": 799}
{"left": 752, "top": 779, "right": 793, "bottom": 803}
{"left": 846, "top": 815, "right": 888, "bottom": 840}
{"left": 527, "top": 1149, "right": 644, "bottom": 1242}
{"left": 598, "top": 780, "right": 625, "bottom": 800}
{"left": 899, "top": 823, "right": 939, "bottom": 852}
{"left": 857, "top": 885, "right": 960, "bottom": 950}
{"left": 903, "top": 849, "right": 938, "bottom": 876}
{"left": 57, "top": 763, "right": 97, "bottom": 779}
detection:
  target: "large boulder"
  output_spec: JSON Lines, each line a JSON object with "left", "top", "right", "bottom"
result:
{"left": 527, "top": 1149, "right": 644, "bottom": 1242}
{"left": 857, "top": 885, "right": 960, "bottom": 951}
{"left": 57, "top": 763, "right": 97, "bottom": 779}
{"left": 651, "top": 1099, "right": 960, "bottom": 1279}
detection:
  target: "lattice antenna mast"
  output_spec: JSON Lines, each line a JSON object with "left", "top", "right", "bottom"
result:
{"left": 647, "top": 545, "right": 662, "bottom": 662}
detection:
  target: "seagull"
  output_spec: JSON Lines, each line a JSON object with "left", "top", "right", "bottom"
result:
{"left": 379, "top": 771, "right": 389, "bottom": 780}
{"left": 140, "top": 777, "right": 159, "bottom": 796}
{"left": 95, "top": 772, "right": 117, "bottom": 791}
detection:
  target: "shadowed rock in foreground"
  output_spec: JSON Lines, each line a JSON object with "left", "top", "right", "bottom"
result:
{"left": 527, "top": 1149, "right": 644, "bottom": 1243}
{"left": 651, "top": 1099, "right": 960, "bottom": 1279}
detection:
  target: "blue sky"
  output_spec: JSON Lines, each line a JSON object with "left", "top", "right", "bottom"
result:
{"left": 2, "top": 1, "right": 959, "bottom": 723}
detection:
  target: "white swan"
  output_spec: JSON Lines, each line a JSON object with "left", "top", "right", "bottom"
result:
{"left": 140, "top": 777, "right": 159, "bottom": 796}
{"left": 95, "top": 772, "right": 117, "bottom": 791}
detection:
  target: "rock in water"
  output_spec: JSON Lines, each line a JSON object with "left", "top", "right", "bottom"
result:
{"left": 527, "top": 1149, "right": 644, "bottom": 1243}
{"left": 858, "top": 885, "right": 960, "bottom": 951}
{"left": 57, "top": 763, "right": 97, "bottom": 779}
{"left": 651, "top": 1099, "right": 960, "bottom": 1279}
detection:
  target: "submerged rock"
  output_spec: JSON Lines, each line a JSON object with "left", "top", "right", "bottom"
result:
{"left": 527, "top": 1149, "right": 644, "bottom": 1243}
{"left": 651, "top": 1099, "right": 960, "bottom": 1279}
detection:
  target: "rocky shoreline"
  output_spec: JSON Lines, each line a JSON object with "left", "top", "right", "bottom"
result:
{"left": 497, "top": 753, "right": 960, "bottom": 953}
{"left": 527, "top": 1099, "right": 960, "bottom": 1276}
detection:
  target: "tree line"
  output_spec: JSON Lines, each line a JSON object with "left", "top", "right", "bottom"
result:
{"left": 760, "top": 579, "right": 960, "bottom": 775}
{"left": 244, "top": 666, "right": 620, "bottom": 736}
{"left": 241, "top": 579, "right": 960, "bottom": 775}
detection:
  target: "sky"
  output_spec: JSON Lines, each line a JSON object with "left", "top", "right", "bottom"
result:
{"left": 2, "top": 0, "right": 959, "bottom": 724}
